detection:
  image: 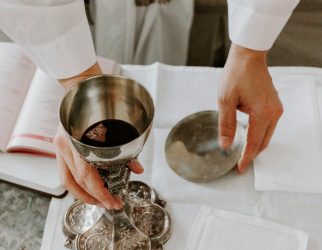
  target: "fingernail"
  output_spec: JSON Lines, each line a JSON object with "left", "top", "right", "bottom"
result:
{"left": 220, "top": 136, "right": 231, "bottom": 149}
{"left": 96, "top": 202, "right": 105, "bottom": 208}
{"left": 114, "top": 204, "right": 123, "bottom": 210}
{"left": 238, "top": 167, "right": 246, "bottom": 174}
{"left": 135, "top": 164, "right": 144, "bottom": 173}
{"left": 130, "top": 161, "right": 144, "bottom": 173}
{"left": 113, "top": 196, "right": 124, "bottom": 210}
{"left": 103, "top": 202, "right": 113, "bottom": 210}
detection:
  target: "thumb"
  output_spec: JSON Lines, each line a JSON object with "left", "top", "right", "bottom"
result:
{"left": 218, "top": 100, "right": 237, "bottom": 149}
{"left": 128, "top": 158, "right": 144, "bottom": 174}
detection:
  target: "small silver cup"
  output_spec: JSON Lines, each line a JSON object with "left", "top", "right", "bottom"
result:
{"left": 59, "top": 75, "right": 171, "bottom": 250}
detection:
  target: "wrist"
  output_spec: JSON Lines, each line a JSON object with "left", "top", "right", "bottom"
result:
{"left": 228, "top": 43, "right": 268, "bottom": 64}
{"left": 59, "top": 62, "right": 102, "bottom": 90}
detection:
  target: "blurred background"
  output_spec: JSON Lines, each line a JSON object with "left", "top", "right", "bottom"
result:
{"left": 187, "top": 0, "right": 322, "bottom": 67}
{"left": 1, "top": 0, "right": 321, "bottom": 67}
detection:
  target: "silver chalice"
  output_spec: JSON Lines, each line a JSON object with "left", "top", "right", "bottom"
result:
{"left": 59, "top": 75, "right": 171, "bottom": 250}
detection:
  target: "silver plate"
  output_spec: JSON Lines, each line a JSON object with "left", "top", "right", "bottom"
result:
{"left": 63, "top": 201, "right": 104, "bottom": 238}
{"left": 122, "top": 181, "right": 157, "bottom": 205}
{"left": 132, "top": 203, "right": 172, "bottom": 245}
{"left": 165, "top": 110, "right": 246, "bottom": 182}
{"left": 64, "top": 181, "right": 172, "bottom": 250}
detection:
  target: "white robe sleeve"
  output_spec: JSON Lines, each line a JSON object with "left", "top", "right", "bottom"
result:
{"left": 0, "top": 0, "right": 96, "bottom": 78}
{"left": 227, "top": 0, "right": 300, "bottom": 51}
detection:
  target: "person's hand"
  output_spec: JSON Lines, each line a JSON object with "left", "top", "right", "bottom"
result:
{"left": 55, "top": 63, "right": 144, "bottom": 209}
{"left": 54, "top": 124, "right": 144, "bottom": 209}
{"left": 218, "top": 44, "right": 283, "bottom": 174}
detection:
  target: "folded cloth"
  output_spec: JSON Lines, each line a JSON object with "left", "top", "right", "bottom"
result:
{"left": 185, "top": 206, "right": 309, "bottom": 250}
{"left": 254, "top": 76, "right": 322, "bottom": 193}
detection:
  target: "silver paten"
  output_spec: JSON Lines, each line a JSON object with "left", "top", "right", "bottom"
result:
{"left": 59, "top": 75, "right": 171, "bottom": 249}
{"left": 165, "top": 110, "right": 246, "bottom": 182}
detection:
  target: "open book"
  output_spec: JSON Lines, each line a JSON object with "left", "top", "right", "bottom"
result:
{"left": 0, "top": 42, "right": 120, "bottom": 195}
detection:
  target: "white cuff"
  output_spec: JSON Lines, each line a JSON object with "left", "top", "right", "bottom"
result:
{"left": 228, "top": 1, "right": 294, "bottom": 51}
{"left": 0, "top": 0, "right": 96, "bottom": 78}
{"left": 20, "top": 19, "right": 96, "bottom": 79}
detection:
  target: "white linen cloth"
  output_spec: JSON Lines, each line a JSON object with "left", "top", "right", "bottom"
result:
{"left": 185, "top": 206, "right": 308, "bottom": 250}
{"left": 228, "top": 0, "right": 299, "bottom": 50}
{"left": 0, "top": 0, "right": 299, "bottom": 78}
{"left": 0, "top": 0, "right": 96, "bottom": 79}
{"left": 41, "top": 194, "right": 75, "bottom": 250}
{"left": 42, "top": 200, "right": 310, "bottom": 250}
{"left": 124, "top": 64, "right": 322, "bottom": 197}
{"left": 41, "top": 65, "right": 322, "bottom": 250}
{"left": 254, "top": 76, "right": 322, "bottom": 193}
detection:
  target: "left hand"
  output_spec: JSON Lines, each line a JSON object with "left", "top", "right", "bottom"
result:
{"left": 56, "top": 63, "right": 145, "bottom": 209}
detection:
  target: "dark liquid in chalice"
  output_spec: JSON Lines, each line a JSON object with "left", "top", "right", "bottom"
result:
{"left": 80, "top": 119, "right": 139, "bottom": 147}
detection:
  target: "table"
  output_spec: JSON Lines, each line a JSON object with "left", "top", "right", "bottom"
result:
{"left": 0, "top": 181, "right": 49, "bottom": 250}
{"left": 2, "top": 65, "right": 322, "bottom": 250}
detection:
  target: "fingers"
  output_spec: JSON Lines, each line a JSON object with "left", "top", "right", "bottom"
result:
{"left": 218, "top": 97, "right": 237, "bottom": 149}
{"left": 55, "top": 125, "right": 145, "bottom": 210}
{"left": 258, "top": 118, "right": 278, "bottom": 154}
{"left": 128, "top": 159, "right": 144, "bottom": 174}
{"left": 237, "top": 96, "right": 283, "bottom": 174}
{"left": 259, "top": 105, "right": 283, "bottom": 153}
{"left": 54, "top": 128, "right": 121, "bottom": 210}
{"left": 237, "top": 115, "right": 269, "bottom": 174}
{"left": 56, "top": 154, "right": 101, "bottom": 206}
{"left": 69, "top": 146, "right": 123, "bottom": 210}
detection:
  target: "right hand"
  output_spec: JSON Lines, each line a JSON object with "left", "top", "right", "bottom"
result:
{"left": 218, "top": 44, "right": 284, "bottom": 174}
{"left": 54, "top": 125, "right": 144, "bottom": 210}
{"left": 55, "top": 63, "right": 144, "bottom": 210}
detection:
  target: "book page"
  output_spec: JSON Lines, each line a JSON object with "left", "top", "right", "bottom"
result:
{"left": 7, "top": 69, "right": 64, "bottom": 155}
{"left": 0, "top": 152, "right": 64, "bottom": 195}
{"left": 7, "top": 58, "right": 120, "bottom": 154}
{"left": 0, "top": 43, "right": 36, "bottom": 151}
{"left": 7, "top": 56, "right": 119, "bottom": 155}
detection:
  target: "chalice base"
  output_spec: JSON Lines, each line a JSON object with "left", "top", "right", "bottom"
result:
{"left": 62, "top": 181, "right": 172, "bottom": 250}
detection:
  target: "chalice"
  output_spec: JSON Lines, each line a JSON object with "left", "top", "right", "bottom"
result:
{"left": 59, "top": 75, "right": 171, "bottom": 250}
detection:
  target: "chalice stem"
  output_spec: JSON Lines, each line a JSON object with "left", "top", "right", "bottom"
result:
{"left": 97, "top": 164, "right": 131, "bottom": 195}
